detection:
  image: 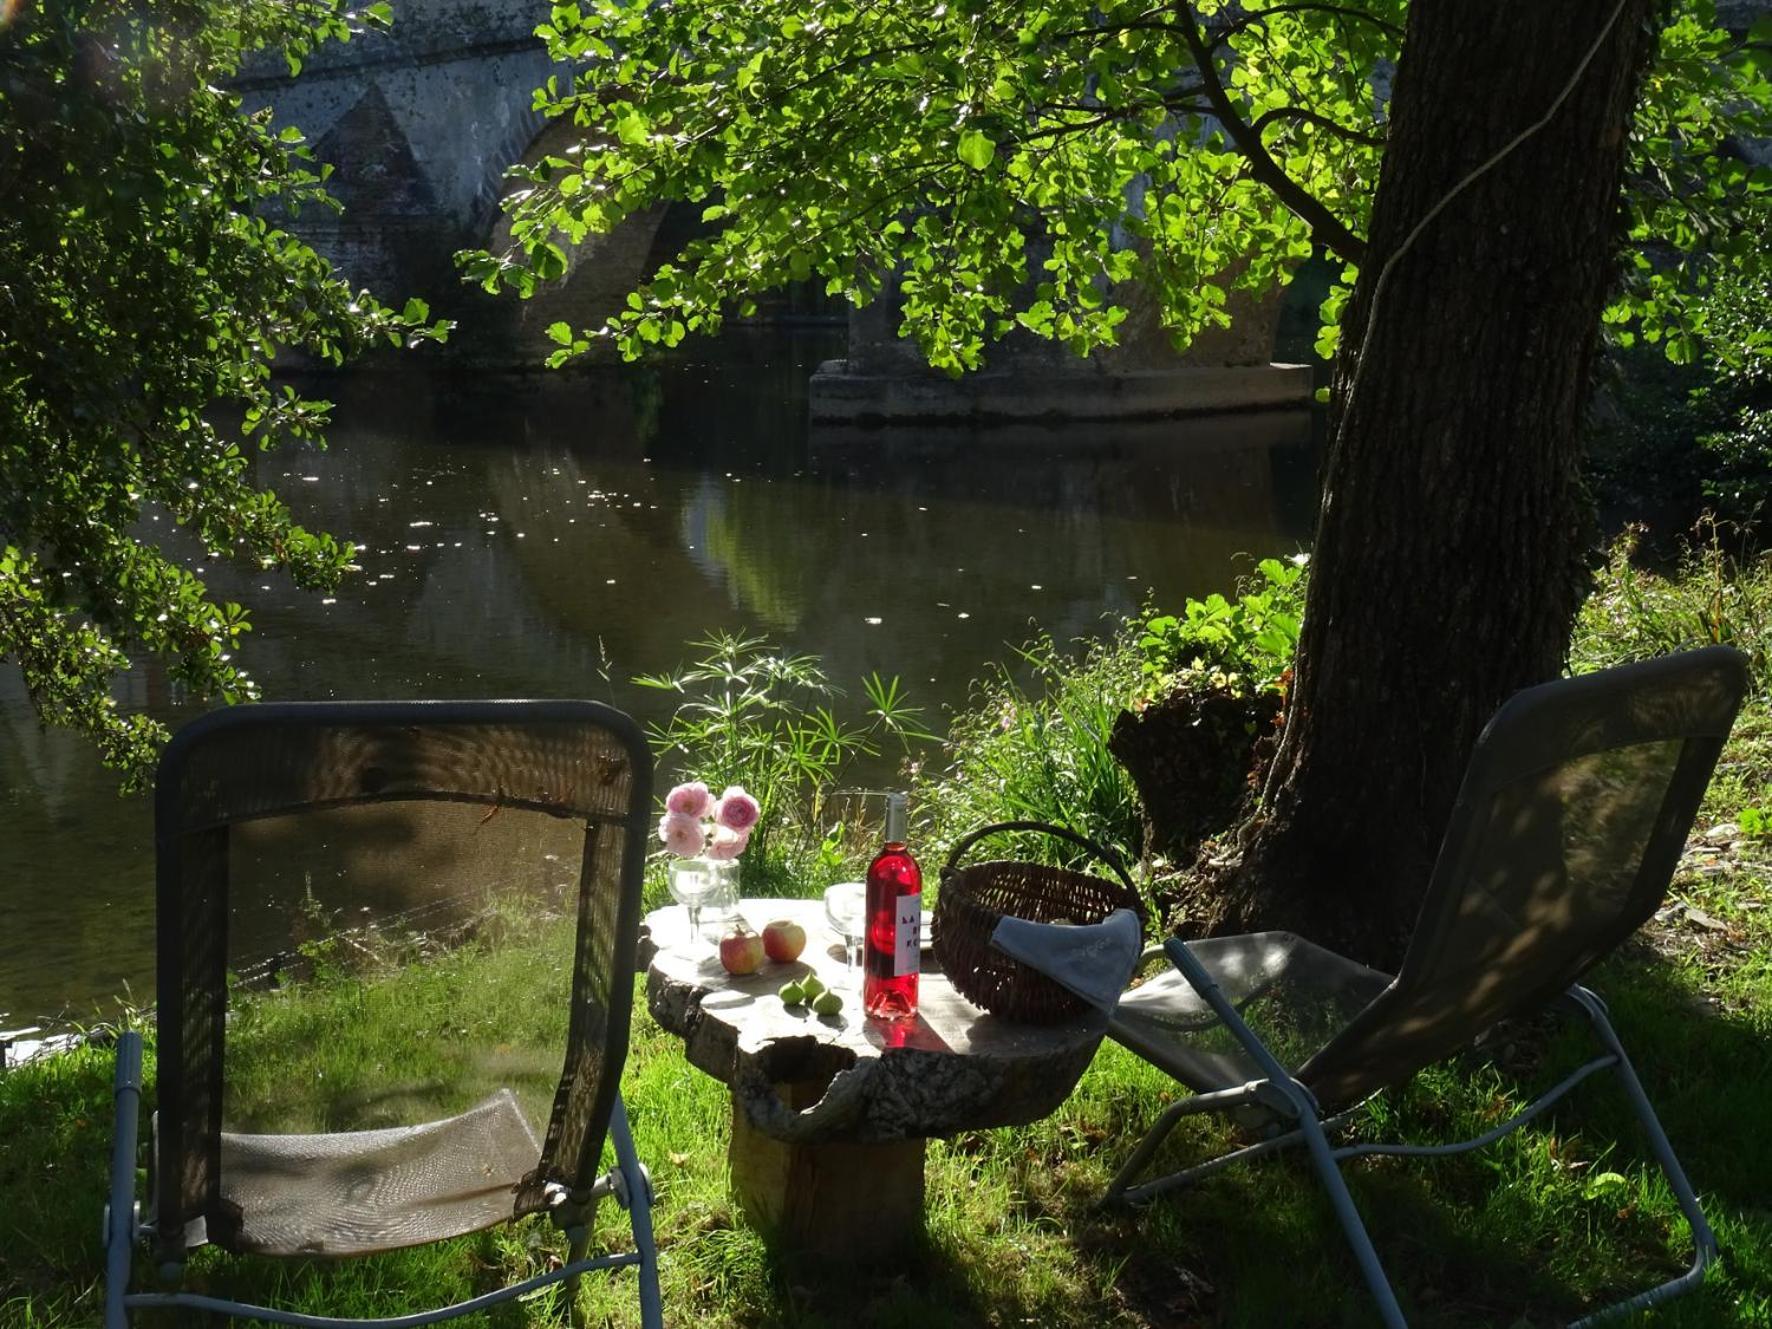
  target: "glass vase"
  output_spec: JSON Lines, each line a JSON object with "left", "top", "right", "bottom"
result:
{"left": 667, "top": 856, "right": 740, "bottom": 948}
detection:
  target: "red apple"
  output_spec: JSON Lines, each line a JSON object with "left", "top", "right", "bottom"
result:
{"left": 719, "top": 929, "right": 765, "bottom": 976}
{"left": 762, "top": 918, "right": 807, "bottom": 964}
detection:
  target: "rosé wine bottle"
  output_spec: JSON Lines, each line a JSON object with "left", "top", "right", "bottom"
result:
{"left": 863, "top": 792, "right": 920, "bottom": 1021}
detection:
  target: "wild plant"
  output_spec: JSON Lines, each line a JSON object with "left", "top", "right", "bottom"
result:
{"left": 635, "top": 633, "right": 931, "bottom": 894}
{"left": 1574, "top": 519, "right": 1772, "bottom": 690}
{"left": 916, "top": 630, "right": 1145, "bottom": 877}
{"left": 1136, "top": 555, "right": 1308, "bottom": 698}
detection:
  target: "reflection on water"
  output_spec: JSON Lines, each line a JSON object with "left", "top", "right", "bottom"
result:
{"left": 0, "top": 328, "right": 1317, "bottom": 1024}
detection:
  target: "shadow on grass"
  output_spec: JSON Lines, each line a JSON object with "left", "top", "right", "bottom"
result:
{"left": 1580, "top": 944, "right": 1772, "bottom": 1209}
{"left": 656, "top": 932, "right": 1772, "bottom": 1329}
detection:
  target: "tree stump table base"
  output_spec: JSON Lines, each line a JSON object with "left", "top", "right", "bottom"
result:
{"left": 729, "top": 1088, "right": 926, "bottom": 1259}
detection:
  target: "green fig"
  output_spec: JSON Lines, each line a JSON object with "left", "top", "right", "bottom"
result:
{"left": 812, "top": 991, "right": 843, "bottom": 1016}
{"left": 799, "top": 974, "right": 826, "bottom": 1000}
{"left": 778, "top": 982, "right": 806, "bottom": 1006}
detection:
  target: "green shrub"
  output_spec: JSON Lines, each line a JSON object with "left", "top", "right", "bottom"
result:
{"left": 1136, "top": 555, "right": 1307, "bottom": 697}
{"left": 1587, "top": 207, "right": 1772, "bottom": 530}
{"left": 1691, "top": 225, "right": 1772, "bottom": 515}
{"left": 636, "top": 632, "right": 930, "bottom": 898}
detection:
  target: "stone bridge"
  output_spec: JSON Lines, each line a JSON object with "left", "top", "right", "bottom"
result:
{"left": 235, "top": 0, "right": 668, "bottom": 368}
{"left": 236, "top": 0, "right": 1312, "bottom": 413}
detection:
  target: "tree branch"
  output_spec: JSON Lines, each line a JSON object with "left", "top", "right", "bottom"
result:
{"left": 1209, "top": 3, "right": 1403, "bottom": 51}
{"left": 1174, "top": 2, "right": 1367, "bottom": 262}
{"left": 1252, "top": 105, "right": 1387, "bottom": 148}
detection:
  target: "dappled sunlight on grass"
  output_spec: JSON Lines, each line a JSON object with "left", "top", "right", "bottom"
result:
{"left": 4, "top": 909, "right": 1771, "bottom": 1325}
{"left": 10, "top": 651, "right": 1772, "bottom": 1325}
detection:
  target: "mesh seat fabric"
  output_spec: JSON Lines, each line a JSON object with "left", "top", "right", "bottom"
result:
{"left": 1299, "top": 648, "right": 1747, "bottom": 1108}
{"left": 150, "top": 701, "right": 650, "bottom": 1264}
{"left": 1113, "top": 933, "right": 1392, "bottom": 1093}
{"left": 216, "top": 1090, "right": 541, "bottom": 1257}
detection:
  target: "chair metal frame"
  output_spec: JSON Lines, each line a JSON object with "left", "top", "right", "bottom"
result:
{"left": 1106, "top": 939, "right": 1715, "bottom": 1329}
{"left": 105, "top": 1034, "right": 663, "bottom": 1328}
{"left": 999, "top": 648, "right": 1748, "bottom": 1328}
{"left": 101, "top": 700, "right": 665, "bottom": 1329}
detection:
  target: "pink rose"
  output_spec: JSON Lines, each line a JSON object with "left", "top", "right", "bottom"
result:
{"left": 714, "top": 786, "right": 760, "bottom": 834}
{"left": 657, "top": 811, "right": 706, "bottom": 859}
{"left": 665, "top": 781, "right": 714, "bottom": 818}
{"left": 705, "top": 826, "right": 750, "bottom": 861}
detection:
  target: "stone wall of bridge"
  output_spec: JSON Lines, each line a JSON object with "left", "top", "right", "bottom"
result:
{"left": 234, "top": 0, "right": 668, "bottom": 368}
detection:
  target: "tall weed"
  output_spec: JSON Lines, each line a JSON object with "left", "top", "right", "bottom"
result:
{"left": 1574, "top": 521, "right": 1772, "bottom": 690}
{"left": 636, "top": 632, "right": 931, "bottom": 897}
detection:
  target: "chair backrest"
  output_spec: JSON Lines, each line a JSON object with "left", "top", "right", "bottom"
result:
{"left": 1300, "top": 647, "right": 1747, "bottom": 1108}
{"left": 151, "top": 701, "right": 651, "bottom": 1262}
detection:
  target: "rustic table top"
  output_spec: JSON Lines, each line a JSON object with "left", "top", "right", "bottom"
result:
{"left": 641, "top": 896, "right": 1109, "bottom": 1144}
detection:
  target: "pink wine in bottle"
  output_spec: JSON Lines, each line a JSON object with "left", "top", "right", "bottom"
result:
{"left": 863, "top": 792, "right": 920, "bottom": 1021}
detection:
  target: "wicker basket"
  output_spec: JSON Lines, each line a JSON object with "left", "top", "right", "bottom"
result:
{"left": 933, "top": 821, "right": 1145, "bottom": 1024}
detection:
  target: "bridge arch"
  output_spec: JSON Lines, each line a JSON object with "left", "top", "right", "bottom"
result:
{"left": 478, "top": 117, "right": 670, "bottom": 366}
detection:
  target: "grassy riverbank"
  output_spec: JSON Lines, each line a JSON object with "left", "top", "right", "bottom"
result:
{"left": 5, "top": 545, "right": 1772, "bottom": 1327}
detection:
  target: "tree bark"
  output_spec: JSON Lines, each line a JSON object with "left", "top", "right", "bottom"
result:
{"left": 1214, "top": 0, "right": 1662, "bottom": 965}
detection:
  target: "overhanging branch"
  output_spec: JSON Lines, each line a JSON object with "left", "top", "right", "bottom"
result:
{"left": 1175, "top": 2, "right": 1368, "bottom": 262}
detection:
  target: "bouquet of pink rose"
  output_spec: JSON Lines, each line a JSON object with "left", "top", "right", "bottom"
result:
{"left": 657, "top": 781, "right": 761, "bottom": 861}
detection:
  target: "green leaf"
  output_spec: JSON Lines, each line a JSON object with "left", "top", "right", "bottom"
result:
{"left": 957, "top": 128, "right": 996, "bottom": 171}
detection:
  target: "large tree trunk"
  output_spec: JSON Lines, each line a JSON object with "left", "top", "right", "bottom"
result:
{"left": 1212, "top": 0, "right": 1662, "bottom": 965}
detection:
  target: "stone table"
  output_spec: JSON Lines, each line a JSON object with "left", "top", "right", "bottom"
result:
{"left": 641, "top": 897, "right": 1110, "bottom": 1258}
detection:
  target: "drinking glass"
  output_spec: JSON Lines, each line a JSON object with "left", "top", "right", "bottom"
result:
{"left": 669, "top": 857, "right": 738, "bottom": 952}
{"left": 823, "top": 881, "right": 866, "bottom": 980}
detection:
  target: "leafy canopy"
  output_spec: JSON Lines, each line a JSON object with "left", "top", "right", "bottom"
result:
{"left": 469, "top": 0, "right": 1771, "bottom": 377}
{"left": 0, "top": 0, "right": 447, "bottom": 785}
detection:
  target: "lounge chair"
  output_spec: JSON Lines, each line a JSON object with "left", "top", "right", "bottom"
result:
{"left": 993, "top": 647, "right": 1748, "bottom": 1327}
{"left": 103, "top": 700, "right": 663, "bottom": 1328}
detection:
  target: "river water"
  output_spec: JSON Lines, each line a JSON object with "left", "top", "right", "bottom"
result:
{"left": 0, "top": 327, "right": 1317, "bottom": 1028}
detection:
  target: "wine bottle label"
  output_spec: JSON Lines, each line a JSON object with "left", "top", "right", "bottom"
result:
{"left": 894, "top": 897, "right": 920, "bottom": 976}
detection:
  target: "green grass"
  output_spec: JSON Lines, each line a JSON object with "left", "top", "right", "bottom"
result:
{"left": 5, "top": 545, "right": 1772, "bottom": 1326}
{"left": 4, "top": 858, "right": 1770, "bottom": 1327}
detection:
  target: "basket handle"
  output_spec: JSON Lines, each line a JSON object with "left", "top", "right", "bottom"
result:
{"left": 941, "top": 820, "right": 1141, "bottom": 902}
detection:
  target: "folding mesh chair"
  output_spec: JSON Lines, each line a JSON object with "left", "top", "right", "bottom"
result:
{"left": 102, "top": 700, "right": 663, "bottom": 1328}
{"left": 995, "top": 647, "right": 1748, "bottom": 1328}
